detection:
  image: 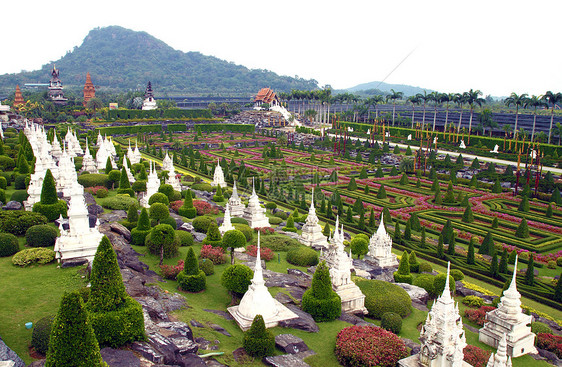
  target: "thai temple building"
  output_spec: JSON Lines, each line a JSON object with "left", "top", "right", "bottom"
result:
{"left": 364, "top": 219, "right": 399, "bottom": 267}
{"left": 228, "top": 232, "right": 297, "bottom": 330}
{"left": 399, "top": 262, "right": 470, "bottom": 367}
{"left": 13, "top": 85, "right": 24, "bottom": 106}
{"left": 228, "top": 180, "right": 245, "bottom": 217}
{"left": 479, "top": 256, "right": 537, "bottom": 357}
{"left": 254, "top": 87, "right": 280, "bottom": 108}
{"left": 161, "top": 151, "right": 181, "bottom": 191}
{"left": 211, "top": 160, "right": 227, "bottom": 188}
{"left": 142, "top": 81, "right": 157, "bottom": 110}
{"left": 127, "top": 141, "right": 141, "bottom": 165}
{"left": 83, "top": 72, "right": 95, "bottom": 107}
{"left": 242, "top": 179, "right": 270, "bottom": 228}
{"left": 48, "top": 65, "right": 68, "bottom": 105}
{"left": 300, "top": 188, "right": 329, "bottom": 249}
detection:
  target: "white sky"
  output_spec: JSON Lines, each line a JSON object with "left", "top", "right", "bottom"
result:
{"left": 1, "top": 0, "right": 560, "bottom": 97}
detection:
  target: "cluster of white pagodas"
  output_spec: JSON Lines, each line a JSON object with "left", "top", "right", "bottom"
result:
{"left": 486, "top": 334, "right": 512, "bottom": 367}
{"left": 24, "top": 121, "right": 52, "bottom": 159}
{"left": 364, "top": 218, "right": 399, "bottom": 267}
{"left": 219, "top": 203, "right": 235, "bottom": 235}
{"left": 479, "top": 256, "right": 537, "bottom": 357}
{"left": 57, "top": 145, "right": 79, "bottom": 197}
{"left": 140, "top": 161, "right": 160, "bottom": 208}
{"left": 227, "top": 181, "right": 245, "bottom": 217}
{"left": 126, "top": 141, "right": 142, "bottom": 165}
{"left": 211, "top": 160, "right": 227, "bottom": 188}
{"left": 300, "top": 188, "right": 329, "bottom": 250}
{"left": 322, "top": 216, "right": 367, "bottom": 314}
{"left": 81, "top": 137, "right": 98, "bottom": 174}
{"left": 122, "top": 156, "right": 135, "bottom": 184}
{"left": 54, "top": 180, "right": 103, "bottom": 264}
{"left": 95, "top": 133, "right": 117, "bottom": 172}
{"left": 242, "top": 179, "right": 270, "bottom": 228}
{"left": 64, "top": 127, "right": 83, "bottom": 157}
{"left": 399, "top": 262, "right": 470, "bottom": 367}
{"left": 161, "top": 151, "right": 181, "bottom": 191}
{"left": 228, "top": 232, "right": 298, "bottom": 331}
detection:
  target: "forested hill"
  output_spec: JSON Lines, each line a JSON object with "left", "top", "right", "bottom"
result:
{"left": 0, "top": 26, "right": 318, "bottom": 96}
{"left": 345, "top": 81, "right": 433, "bottom": 97}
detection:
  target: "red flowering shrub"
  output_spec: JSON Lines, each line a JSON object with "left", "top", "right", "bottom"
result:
{"left": 335, "top": 325, "right": 408, "bottom": 367}
{"left": 246, "top": 245, "right": 274, "bottom": 261}
{"left": 193, "top": 200, "right": 219, "bottom": 215}
{"left": 255, "top": 227, "right": 275, "bottom": 235}
{"left": 463, "top": 345, "right": 491, "bottom": 367}
{"left": 85, "top": 186, "right": 107, "bottom": 195}
{"left": 536, "top": 333, "right": 562, "bottom": 358}
{"left": 464, "top": 306, "right": 495, "bottom": 326}
{"left": 160, "top": 260, "right": 184, "bottom": 280}
{"left": 200, "top": 245, "right": 226, "bottom": 264}
{"left": 170, "top": 200, "right": 183, "bottom": 213}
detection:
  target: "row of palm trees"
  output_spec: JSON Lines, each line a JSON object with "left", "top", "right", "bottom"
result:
{"left": 278, "top": 89, "right": 562, "bottom": 145}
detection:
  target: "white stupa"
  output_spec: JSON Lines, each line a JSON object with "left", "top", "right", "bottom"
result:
{"left": 399, "top": 262, "right": 470, "bottom": 367}
{"left": 486, "top": 334, "right": 512, "bottom": 367}
{"left": 57, "top": 144, "right": 78, "bottom": 197}
{"left": 50, "top": 133, "right": 63, "bottom": 160}
{"left": 162, "top": 151, "right": 174, "bottom": 173}
{"left": 364, "top": 219, "right": 398, "bottom": 267}
{"left": 122, "top": 156, "right": 135, "bottom": 184}
{"left": 479, "top": 256, "right": 537, "bottom": 357}
{"left": 81, "top": 138, "right": 98, "bottom": 174}
{"left": 140, "top": 161, "right": 160, "bottom": 208}
{"left": 211, "top": 159, "right": 227, "bottom": 188}
{"left": 219, "top": 203, "right": 235, "bottom": 235}
{"left": 228, "top": 232, "right": 298, "bottom": 331}
{"left": 24, "top": 162, "right": 46, "bottom": 210}
{"left": 54, "top": 180, "right": 103, "bottom": 264}
{"left": 300, "top": 188, "right": 329, "bottom": 249}
{"left": 242, "top": 178, "right": 270, "bottom": 228}
{"left": 96, "top": 131, "right": 103, "bottom": 147}
{"left": 162, "top": 152, "right": 181, "bottom": 192}
{"left": 228, "top": 180, "right": 245, "bottom": 217}
{"left": 132, "top": 142, "right": 142, "bottom": 164}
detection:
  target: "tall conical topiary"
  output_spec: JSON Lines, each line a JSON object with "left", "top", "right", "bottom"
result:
{"left": 368, "top": 207, "right": 375, "bottom": 228}
{"left": 491, "top": 217, "right": 499, "bottom": 229}
{"left": 34, "top": 169, "right": 67, "bottom": 221}
{"left": 462, "top": 205, "right": 474, "bottom": 223}
{"left": 179, "top": 189, "right": 197, "bottom": 218}
{"left": 177, "top": 247, "right": 206, "bottom": 292}
{"left": 394, "top": 251, "right": 413, "bottom": 284}
{"left": 119, "top": 167, "right": 130, "bottom": 189}
{"left": 302, "top": 261, "right": 341, "bottom": 321}
{"left": 490, "top": 252, "right": 499, "bottom": 278}
{"left": 393, "top": 221, "right": 402, "bottom": 243}
{"left": 409, "top": 251, "right": 420, "bottom": 272}
{"left": 419, "top": 227, "right": 426, "bottom": 248}
{"left": 443, "top": 181, "right": 456, "bottom": 204}
{"left": 347, "top": 177, "right": 357, "bottom": 191}
{"left": 447, "top": 232, "right": 456, "bottom": 256}
{"left": 105, "top": 157, "right": 113, "bottom": 174}
{"left": 478, "top": 231, "right": 494, "bottom": 255}
{"left": 515, "top": 218, "right": 530, "bottom": 238}
{"left": 437, "top": 234, "right": 444, "bottom": 259}
{"left": 40, "top": 169, "right": 58, "bottom": 205}
{"left": 499, "top": 248, "right": 508, "bottom": 273}
{"left": 518, "top": 196, "right": 530, "bottom": 212}
{"left": 551, "top": 187, "right": 562, "bottom": 205}
{"left": 377, "top": 184, "right": 387, "bottom": 199}
{"left": 383, "top": 207, "right": 391, "bottom": 224}
{"left": 546, "top": 203, "right": 553, "bottom": 218}
{"left": 400, "top": 173, "right": 409, "bottom": 185}
{"left": 203, "top": 222, "right": 222, "bottom": 247}
{"left": 243, "top": 315, "right": 275, "bottom": 358}
{"left": 322, "top": 222, "right": 331, "bottom": 237}
{"left": 467, "top": 237, "right": 476, "bottom": 265}
{"left": 525, "top": 254, "right": 535, "bottom": 286}
{"left": 434, "top": 184, "right": 442, "bottom": 205}
{"left": 410, "top": 212, "right": 421, "bottom": 231}
{"left": 404, "top": 219, "right": 412, "bottom": 240}
{"left": 45, "top": 292, "right": 105, "bottom": 367}
{"left": 491, "top": 178, "right": 502, "bottom": 193}
{"left": 86, "top": 236, "right": 145, "bottom": 347}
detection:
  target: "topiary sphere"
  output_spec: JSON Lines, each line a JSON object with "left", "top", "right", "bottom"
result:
{"left": 25, "top": 225, "right": 59, "bottom": 247}
{"left": 450, "top": 269, "right": 465, "bottom": 281}
{"left": 148, "top": 192, "right": 170, "bottom": 206}
{"left": 31, "top": 315, "right": 55, "bottom": 355}
{"left": 413, "top": 274, "right": 436, "bottom": 298}
{"left": 221, "top": 264, "right": 253, "bottom": 295}
{"left": 149, "top": 202, "right": 170, "bottom": 223}
{"left": 356, "top": 279, "right": 412, "bottom": 319}
{"left": 286, "top": 247, "right": 319, "bottom": 267}
{"left": 0, "top": 233, "right": 19, "bottom": 257}
{"left": 198, "top": 258, "right": 215, "bottom": 275}
{"left": 381, "top": 312, "right": 402, "bottom": 334}
{"left": 175, "top": 230, "right": 194, "bottom": 246}
{"left": 192, "top": 216, "right": 215, "bottom": 233}
{"left": 433, "top": 273, "right": 455, "bottom": 297}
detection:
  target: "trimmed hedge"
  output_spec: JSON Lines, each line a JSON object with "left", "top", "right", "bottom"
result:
{"left": 356, "top": 279, "right": 412, "bottom": 319}
{"left": 26, "top": 225, "right": 59, "bottom": 247}
{"left": 221, "top": 264, "right": 253, "bottom": 295}
{"left": 10, "top": 190, "right": 29, "bottom": 204}
{"left": 286, "top": 247, "right": 319, "bottom": 267}
{"left": 0, "top": 233, "right": 19, "bottom": 257}
{"left": 177, "top": 247, "right": 206, "bottom": 292}
{"left": 381, "top": 312, "right": 403, "bottom": 334}
{"left": 176, "top": 230, "right": 194, "bottom": 247}
{"left": 31, "top": 315, "right": 55, "bottom": 355}
{"left": 12, "top": 248, "right": 56, "bottom": 266}
{"left": 145, "top": 224, "right": 180, "bottom": 259}
{"left": 78, "top": 174, "right": 109, "bottom": 188}
{"left": 301, "top": 262, "right": 341, "bottom": 322}
{"left": 106, "top": 108, "right": 213, "bottom": 121}
{"left": 100, "top": 195, "right": 138, "bottom": 210}
{"left": 0, "top": 211, "right": 47, "bottom": 235}
{"left": 33, "top": 200, "right": 67, "bottom": 222}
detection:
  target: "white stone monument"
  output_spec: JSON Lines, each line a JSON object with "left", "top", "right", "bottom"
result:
{"left": 133, "top": 142, "right": 142, "bottom": 164}
{"left": 399, "top": 262, "right": 470, "bottom": 367}
{"left": 228, "top": 181, "right": 245, "bottom": 217}
{"left": 228, "top": 232, "right": 298, "bottom": 330}
{"left": 459, "top": 140, "right": 466, "bottom": 149}
{"left": 479, "top": 256, "right": 537, "bottom": 357}
{"left": 211, "top": 160, "right": 227, "bottom": 188}
{"left": 50, "top": 134, "right": 62, "bottom": 160}
{"left": 141, "top": 161, "right": 161, "bottom": 208}
{"left": 300, "top": 188, "right": 329, "bottom": 249}
{"left": 219, "top": 203, "right": 235, "bottom": 235}
{"left": 81, "top": 138, "right": 98, "bottom": 174}
{"left": 490, "top": 144, "right": 499, "bottom": 154}
{"left": 242, "top": 179, "right": 270, "bottom": 228}
{"left": 407, "top": 134, "right": 412, "bottom": 141}
{"left": 486, "top": 334, "right": 512, "bottom": 367}
{"left": 364, "top": 219, "right": 398, "bottom": 267}
{"left": 122, "top": 156, "right": 135, "bottom": 184}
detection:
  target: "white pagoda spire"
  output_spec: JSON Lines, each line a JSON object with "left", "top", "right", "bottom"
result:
{"left": 486, "top": 333, "right": 512, "bottom": 367}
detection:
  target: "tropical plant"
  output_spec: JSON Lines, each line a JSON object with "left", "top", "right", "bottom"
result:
{"left": 525, "top": 95, "right": 546, "bottom": 142}
{"left": 542, "top": 91, "right": 562, "bottom": 144}
{"left": 504, "top": 92, "right": 528, "bottom": 137}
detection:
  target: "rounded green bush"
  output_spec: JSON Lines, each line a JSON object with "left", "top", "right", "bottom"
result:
{"left": 393, "top": 273, "right": 413, "bottom": 284}
{"left": 450, "top": 269, "right": 465, "bottom": 281}
{"left": 231, "top": 217, "right": 249, "bottom": 225}
{"left": 10, "top": 190, "right": 29, "bottom": 204}
{"left": 100, "top": 195, "right": 138, "bottom": 210}
{"left": 531, "top": 322, "right": 552, "bottom": 334}
{"left": 192, "top": 216, "right": 215, "bottom": 233}
{"left": 413, "top": 274, "right": 436, "bottom": 298}
{"left": 0, "top": 189, "right": 6, "bottom": 205}
{"left": 233, "top": 223, "right": 253, "bottom": 242}
{"left": 0, "top": 211, "right": 47, "bottom": 235}
{"left": 177, "top": 270, "right": 206, "bottom": 292}
{"left": 31, "top": 315, "right": 55, "bottom": 355}
{"left": 0, "top": 233, "right": 19, "bottom": 257}
{"left": 158, "top": 184, "right": 174, "bottom": 199}
{"left": 191, "top": 183, "right": 213, "bottom": 192}
{"left": 258, "top": 235, "right": 300, "bottom": 252}
{"left": 381, "top": 312, "right": 402, "bottom": 334}
{"left": 268, "top": 216, "right": 283, "bottom": 225}
{"left": 14, "top": 174, "right": 28, "bottom": 189}
{"left": 78, "top": 173, "right": 109, "bottom": 188}
{"left": 286, "top": 247, "right": 319, "bottom": 267}
{"left": 547, "top": 260, "right": 557, "bottom": 269}
{"left": 356, "top": 279, "right": 412, "bottom": 319}
{"left": 12, "top": 248, "right": 56, "bottom": 266}
{"left": 158, "top": 216, "right": 177, "bottom": 229}
{"left": 148, "top": 192, "right": 170, "bottom": 206}
{"left": 221, "top": 264, "right": 253, "bottom": 295}
{"left": 419, "top": 262, "right": 433, "bottom": 273}
{"left": 0, "top": 176, "right": 7, "bottom": 190}
{"left": 149, "top": 202, "right": 170, "bottom": 223}
{"left": 557, "top": 257, "right": 562, "bottom": 267}
{"left": 130, "top": 228, "right": 151, "bottom": 246}
{"left": 96, "top": 188, "right": 108, "bottom": 198}
{"left": 32, "top": 200, "right": 68, "bottom": 222}
{"left": 274, "top": 211, "right": 288, "bottom": 220}
{"left": 198, "top": 258, "right": 215, "bottom": 275}
{"left": 176, "top": 230, "right": 194, "bottom": 246}
{"left": 117, "top": 188, "right": 135, "bottom": 198}
{"left": 433, "top": 273, "right": 455, "bottom": 297}
{"left": 25, "top": 225, "right": 59, "bottom": 247}
{"left": 462, "top": 295, "right": 484, "bottom": 308}
{"left": 145, "top": 224, "right": 179, "bottom": 259}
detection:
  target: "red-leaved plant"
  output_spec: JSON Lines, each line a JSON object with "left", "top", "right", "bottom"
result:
{"left": 200, "top": 245, "right": 226, "bottom": 264}
{"left": 160, "top": 260, "right": 184, "bottom": 280}
{"left": 464, "top": 306, "right": 496, "bottom": 326}
{"left": 463, "top": 345, "right": 491, "bottom": 367}
{"left": 193, "top": 200, "right": 219, "bottom": 215}
{"left": 246, "top": 245, "right": 274, "bottom": 261}
{"left": 536, "top": 333, "right": 562, "bottom": 358}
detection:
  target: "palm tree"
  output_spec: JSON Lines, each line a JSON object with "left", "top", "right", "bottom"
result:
{"left": 524, "top": 95, "right": 546, "bottom": 142}
{"left": 465, "top": 89, "right": 486, "bottom": 144}
{"left": 407, "top": 95, "right": 421, "bottom": 129}
{"left": 454, "top": 92, "right": 466, "bottom": 133}
{"left": 386, "top": 89, "right": 403, "bottom": 126}
{"left": 431, "top": 92, "right": 444, "bottom": 131}
{"left": 419, "top": 91, "right": 429, "bottom": 130}
{"left": 442, "top": 93, "right": 454, "bottom": 129}
{"left": 504, "top": 92, "right": 528, "bottom": 136}
{"left": 554, "top": 122, "right": 562, "bottom": 145}
{"left": 363, "top": 95, "right": 384, "bottom": 122}
{"left": 542, "top": 91, "right": 562, "bottom": 144}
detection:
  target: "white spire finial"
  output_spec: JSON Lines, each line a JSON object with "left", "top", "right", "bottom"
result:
{"left": 252, "top": 177, "right": 256, "bottom": 195}
{"left": 442, "top": 261, "right": 452, "bottom": 300}
{"left": 506, "top": 255, "right": 519, "bottom": 294}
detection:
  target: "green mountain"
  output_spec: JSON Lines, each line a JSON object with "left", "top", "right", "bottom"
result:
{"left": 0, "top": 26, "right": 318, "bottom": 96}
{"left": 344, "top": 81, "right": 433, "bottom": 97}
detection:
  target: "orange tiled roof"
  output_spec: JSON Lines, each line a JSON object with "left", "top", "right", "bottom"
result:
{"left": 254, "top": 88, "right": 278, "bottom": 104}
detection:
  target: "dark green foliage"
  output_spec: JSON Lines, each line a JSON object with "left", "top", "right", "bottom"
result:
{"left": 25, "top": 225, "right": 58, "bottom": 247}
{"left": 203, "top": 222, "right": 223, "bottom": 247}
{"left": 479, "top": 232, "right": 495, "bottom": 256}
{"left": 222, "top": 229, "right": 246, "bottom": 264}
{"left": 148, "top": 192, "right": 170, "bottom": 206}
{"left": 393, "top": 221, "right": 402, "bottom": 243}
{"left": 499, "top": 248, "right": 509, "bottom": 273}
{"left": 525, "top": 254, "right": 535, "bottom": 286}
{"left": 390, "top": 166, "right": 399, "bottom": 176}
{"left": 377, "top": 184, "right": 387, "bottom": 199}
{"left": 347, "top": 177, "right": 357, "bottom": 191}
{"left": 381, "top": 312, "right": 402, "bottom": 334}
{"left": 131, "top": 208, "right": 151, "bottom": 245}
{"left": 359, "top": 167, "right": 368, "bottom": 179}
{"left": 158, "top": 184, "right": 174, "bottom": 199}
{"left": 443, "top": 181, "right": 455, "bottom": 204}
{"left": 105, "top": 157, "right": 113, "bottom": 174}
{"left": 45, "top": 292, "right": 105, "bottom": 367}
{"left": 40, "top": 169, "right": 58, "bottom": 205}
{"left": 86, "top": 236, "right": 144, "bottom": 347}
{"left": 419, "top": 227, "right": 426, "bottom": 248}
{"left": 286, "top": 247, "right": 319, "bottom": 267}
{"left": 78, "top": 173, "right": 109, "bottom": 188}
{"left": 515, "top": 218, "right": 530, "bottom": 238}
{"left": 364, "top": 185, "right": 370, "bottom": 195}
{"left": 14, "top": 174, "right": 28, "bottom": 190}
{"left": 302, "top": 262, "right": 341, "bottom": 322}
{"left": 375, "top": 166, "right": 384, "bottom": 177}
{"left": 383, "top": 207, "right": 391, "bottom": 224}
{"left": 431, "top": 179, "right": 439, "bottom": 192}
{"left": 433, "top": 273, "right": 455, "bottom": 297}
{"left": 192, "top": 216, "right": 215, "bottom": 233}
{"left": 467, "top": 237, "right": 476, "bottom": 265}
{"left": 490, "top": 252, "right": 499, "bottom": 278}
{"left": 508, "top": 250, "right": 517, "bottom": 264}
{"left": 176, "top": 230, "right": 194, "bottom": 247}
{"left": 283, "top": 216, "right": 296, "bottom": 232}
{"left": 146, "top": 224, "right": 179, "bottom": 259}
{"left": 177, "top": 247, "right": 207, "bottom": 292}
{"left": 462, "top": 205, "right": 474, "bottom": 223}
{"left": 221, "top": 264, "right": 253, "bottom": 295}
{"left": 554, "top": 273, "right": 562, "bottom": 302}
{"left": 551, "top": 187, "right": 562, "bottom": 205}
{"left": 345, "top": 206, "right": 353, "bottom": 223}
{"left": 546, "top": 203, "right": 553, "bottom": 218}
{"left": 447, "top": 232, "right": 456, "bottom": 256}
{"left": 350, "top": 237, "right": 368, "bottom": 259}
{"left": 213, "top": 185, "right": 225, "bottom": 202}
{"left": 368, "top": 208, "right": 375, "bottom": 228}
{"left": 450, "top": 269, "right": 464, "bottom": 281}
{"left": 413, "top": 274, "right": 436, "bottom": 297}
{"left": 149, "top": 202, "right": 170, "bottom": 223}
{"left": 357, "top": 279, "right": 412, "bottom": 319}
{"left": 199, "top": 258, "right": 214, "bottom": 275}
{"left": 491, "top": 216, "right": 499, "bottom": 229}
{"left": 31, "top": 314, "right": 55, "bottom": 355}
{"left": 409, "top": 251, "right": 420, "bottom": 273}
{"left": 491, "top": 179, "right": 502, "bottom": 193}
{"left": 531, "top": 322, "right": 553, "bottom": 335}
{"left": 322, "top": 222, "right": 331, "bottom": 237}
{"left": 119, "top": 167, "right": 130, "bottom": 189}
{"left": 394, "top": 251, "right": 412, "bottom": 284}
{"left": 33, "top": 200, "right": 67, "bottom": 222}
{"left": 437, "top": 234, "right": 444, "bottom": 259}
{"left": 518, "top": 196, "right": 530, "bottom": 212}
{"left": 399, "top": 173, "right": 409, "bottom": 185}
{"left": 470, "top": 158, "right": 480, "bottom": 169}
{"left": 0, "top": 233, "right": 19, "bottom": 257}
{"left": 410, "top": 212, "right": 421, "bottom": 231}
{"left": 0, "top": 211, "right": 47, "bottom": 235}
{"left": 243, "top": 315, "right": 275, "bottom": 358}
{"left": 404, "top": 219, "right": 411, "bottom": 240}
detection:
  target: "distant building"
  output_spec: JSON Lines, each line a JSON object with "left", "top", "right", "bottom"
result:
{"left": 13, "top": 85, "right": 24, "bottom": 106}
{"left": 48, "top": 66, "right": 68, "bottom": 105}
{"left": 254, "top": 88, "right": 280, "bottom": 108}
{"left": 83, "top": 72, "right": 95, "bottom": 107}
{"left": 142, "top": 81, "right": 157, "bottom": 110}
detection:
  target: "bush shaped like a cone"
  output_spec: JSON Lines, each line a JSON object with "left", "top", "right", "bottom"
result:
{"left": 394, "top": 251, "right": 413, "bottom": 284}
{"left": 45, "top": 291, "right": 106, "bottom": 367}
{"left": 302, "top": 261, "right": 341, "bottom": 322}
{"left": 86, "top": 236, "right": 145, "bottom": 347}
{"left": 130, "top": 208, "right": 151, "bottom": 245}
{"left": 177, "top": 247, "right": 206, "bottom": 292}
{"left": 33, "top": 169, "right": 67, "bottom": 221}
{"left": 178, "top": 189, "right": 197, "bottom": 218}
{"left": 243, "top": 315, "right": 275, "bottom": 358}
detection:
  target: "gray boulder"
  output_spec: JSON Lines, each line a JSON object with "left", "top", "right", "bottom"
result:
{"left": 278, "top": 304, "right": 319, "bottom": 333}
{"left": 0, "top": 336, "right": 25, "bottom": 367}
{"left": 110, "top": 222, "right": 131, "bottom": 241}
{"left": 275, "top": 334, "right": 308, "bottom": 354}
{"left": 395, "top": 283, "right": 429, "bottom": 304}
{"left": 87, "top": 203, "right": 104, "bottom": 215}
{"left": 100, "top": 347, "right": 140, "bottom": 367}
{"left": 2, "top": 201, "right": 22, "bottom": 210}
{"left": 264, "top": 354, "right": 310, "bottom": 367}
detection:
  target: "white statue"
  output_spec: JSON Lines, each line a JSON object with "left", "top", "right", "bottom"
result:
{"left": 459, "top": 140, "right": 466, "bottom": 149}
